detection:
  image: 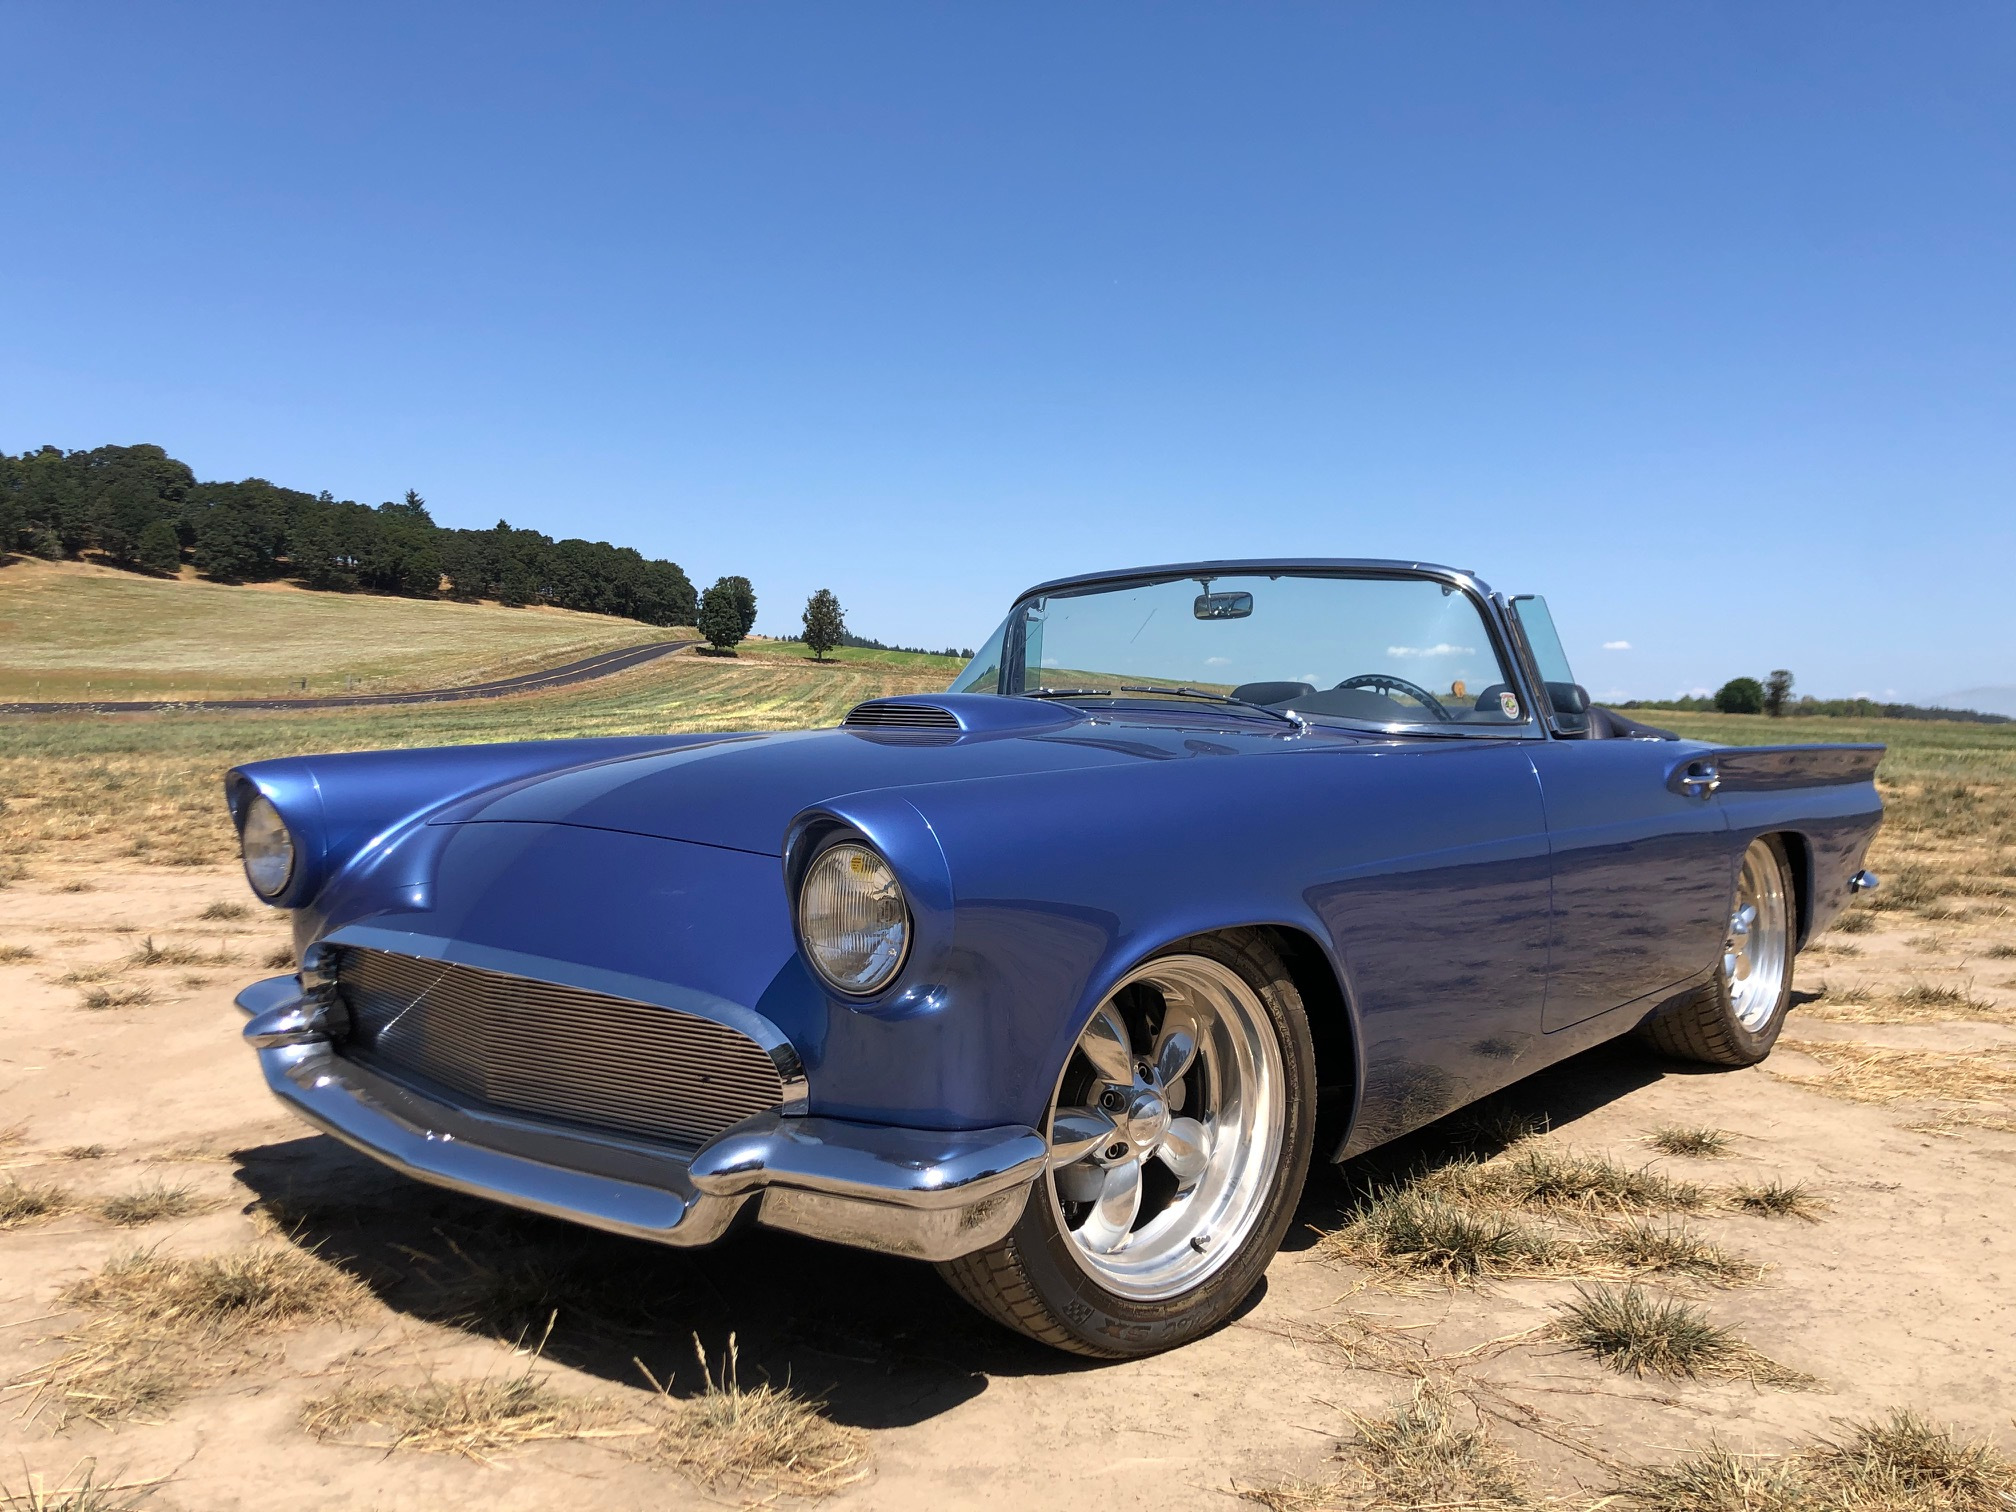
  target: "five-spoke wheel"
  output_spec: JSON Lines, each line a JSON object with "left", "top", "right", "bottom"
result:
{"left": 938, "top": 932, "right": 1316, "bottom": 1357}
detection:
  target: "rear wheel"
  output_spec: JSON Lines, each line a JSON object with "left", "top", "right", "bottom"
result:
{"left": 1636, "top": 834, "right": 1795, "bottom": 1066}
{"left": 938, "top": 932, "right": 1316, "bottom": 1357}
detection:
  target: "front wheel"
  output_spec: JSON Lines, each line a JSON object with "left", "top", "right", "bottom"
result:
{"left": 938, "top": 932, "right": 1317, "bottom": 1358}
{"left": 1636, "top": 834, "right": 1796, "bottom": 1066}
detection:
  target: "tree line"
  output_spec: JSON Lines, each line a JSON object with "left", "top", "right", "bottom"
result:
{"left": 0, "top": 442, "right": 698, "bottom": 627}
{"left": 1621, "top": 669, "right": 2010, "bottom": 725}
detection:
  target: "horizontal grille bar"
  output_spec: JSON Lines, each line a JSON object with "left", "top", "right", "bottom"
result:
{"left": 335, "top": 948, "right": 786, "bottom": 1152}
{"left": 843, "top": 701, "right": 961, "bottom": 729}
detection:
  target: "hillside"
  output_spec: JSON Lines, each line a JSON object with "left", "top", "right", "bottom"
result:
{"left": 0, "top": 557, "right": 689, "bottom": 701}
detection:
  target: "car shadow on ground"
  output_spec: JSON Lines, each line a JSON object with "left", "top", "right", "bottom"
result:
{"left": 229, "top": 1037, "right": 1702, "bottom": 1427}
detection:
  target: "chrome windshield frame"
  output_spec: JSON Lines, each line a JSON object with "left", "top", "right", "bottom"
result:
{"left": 981, "top": 559, "right": 1548, "bottom": 741}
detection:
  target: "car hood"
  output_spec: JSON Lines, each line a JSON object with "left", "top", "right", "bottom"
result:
{"left": 432, "top": 704, "right": 1327, "bottom": 853}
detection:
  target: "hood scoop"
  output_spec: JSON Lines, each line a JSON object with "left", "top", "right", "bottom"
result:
{"left": 841, "top": 693, "right": 1083, "bottom": 736}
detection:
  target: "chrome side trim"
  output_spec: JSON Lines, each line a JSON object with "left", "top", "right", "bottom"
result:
{"left": 315, "top": 926, "right": 810, "bottom": 1113}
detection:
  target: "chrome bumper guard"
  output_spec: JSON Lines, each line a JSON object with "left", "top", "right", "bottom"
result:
{"left": 238, "top": 975, "right": 1044, "bottom": 1262}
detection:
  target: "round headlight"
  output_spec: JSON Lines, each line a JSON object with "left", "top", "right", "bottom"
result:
{"left": 798, "top": 842, "right": 910, "bottom": 995}
{"left": 239, "top": 794, "right": 296, "bottom": 901}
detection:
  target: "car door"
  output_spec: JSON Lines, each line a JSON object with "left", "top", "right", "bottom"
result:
{"left": 1304, "top": 739, "right": 1554, "bottom": 1155}
{"left": 1527, "top": 740, "right": 1734, "bottom": 1030}
{"left": 1501, "top": 596, "right": 1736, "bottom": 1032}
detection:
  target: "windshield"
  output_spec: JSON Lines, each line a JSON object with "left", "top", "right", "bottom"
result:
{"left": 951, "top": 571, "right": 1532, "bottom": 731}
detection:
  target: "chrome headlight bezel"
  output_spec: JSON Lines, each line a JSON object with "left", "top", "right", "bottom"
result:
{"left": 795, "top": 839, "right": 912, "bottom": 997}
{"left": 239, "top": 793, "right": 297, "bottom": 901}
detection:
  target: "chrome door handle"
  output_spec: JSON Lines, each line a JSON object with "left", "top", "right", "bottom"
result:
{"left": 1677, "top": 760, "right": 1720, "bottom": 799}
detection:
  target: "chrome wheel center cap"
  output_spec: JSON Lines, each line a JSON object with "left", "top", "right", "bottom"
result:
{"left": 1125, "top": 1088, "right": 1171, "bottom": 1151}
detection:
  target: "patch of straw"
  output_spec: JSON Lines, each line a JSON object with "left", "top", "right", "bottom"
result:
{"left": 632, "top": 1335, "right": 868, "bottom": 1499}
{"left": 9, "top": 1243, "right": 368, "bottom": 1424}
{"left": 1240, "top": 1381, "right": 1526, "bottom": 1510}
{"left": 1553, "top": 1285, "right": 1810, "bottom": 1386}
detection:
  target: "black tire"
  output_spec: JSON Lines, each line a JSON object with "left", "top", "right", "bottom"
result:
{"left": 937, "top": 930, "right": 1318, "bottom": 1358}
{"left": 1635, "top": 834, "right": 1796, "bottom": 1067}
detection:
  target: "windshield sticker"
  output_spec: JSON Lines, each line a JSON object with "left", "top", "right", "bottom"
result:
{"left": 1499, "top": 691, "right": 1521, "bottom": 720}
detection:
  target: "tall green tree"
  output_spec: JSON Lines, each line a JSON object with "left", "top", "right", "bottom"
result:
{"left": 1714, "top": 677, "right": 1766, "bottom": 715}
{"left": 135, "top": 518, "right": 183, "bottom": 576}
{"left": 697, "top": 577, "right": 748, "bottom": 653}
{"left": 1764, "top": 669, "right": 1795, "bottom": 718}
{"left": 722, "top": 575, "right": 758, "bottom": 638}
{"left": 801, "top": 588, "right": 846, "bottom": 661}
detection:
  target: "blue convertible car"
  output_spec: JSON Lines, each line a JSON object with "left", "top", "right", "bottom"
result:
{"left": 227, "top": 560, "right": 1882, "bottom": 1356}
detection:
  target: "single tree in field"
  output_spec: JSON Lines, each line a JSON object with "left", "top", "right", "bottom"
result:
{"left": 1764, "top": 668, "right": 1794, "bottom": 718}
{"left": 802, "top": 589, "right": 846, "bottom": 661}
{"left": 135, "top": 518, "right": 183, "bottom": 576}
{"left": 721, "top": 575, "right": 758, "bottom": 639}
{"left": 698, "top": 577, "right": 748, "bottom": 653}
{"left": 1714, "top": 677, "right": 1766, "bottom": 715}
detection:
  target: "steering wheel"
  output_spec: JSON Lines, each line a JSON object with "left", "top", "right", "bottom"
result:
{"left": 1334, "top": 673, "right": 1454, "bottom": 722}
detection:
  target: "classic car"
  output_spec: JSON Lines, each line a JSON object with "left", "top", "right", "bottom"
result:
{"left": 226, "top": 559, "right": 1883, "bottom": 1357}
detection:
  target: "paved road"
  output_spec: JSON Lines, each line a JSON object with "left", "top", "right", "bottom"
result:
{"left": 0, "top": 639, "right": 699, "bottom": 716}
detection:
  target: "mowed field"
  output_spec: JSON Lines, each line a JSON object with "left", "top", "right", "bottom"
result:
{"left": 0, "top": 559, "right": 692, "bottom": 701}
{"left": 2, "top": 663, "right": 2015, "bottom": 1510}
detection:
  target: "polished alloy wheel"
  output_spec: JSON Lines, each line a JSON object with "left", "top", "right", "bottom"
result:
{"left": 1725, "top": 837, "right": 1790, "bottom": 1032}
{"left": 1045, "top": 955, "right": 1286, "bottom": 1301}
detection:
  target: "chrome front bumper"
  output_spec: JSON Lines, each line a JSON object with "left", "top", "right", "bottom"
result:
{"left": 237, "top": 975, "right": 1045, "bottom": 1262}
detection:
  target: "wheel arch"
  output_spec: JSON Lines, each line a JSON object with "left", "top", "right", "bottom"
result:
{"left": 1172, "top": 923, "right": 1362, "bottom": 1160}
{"left": 1758, "top": 829, "right": 1814, "bottom": 951}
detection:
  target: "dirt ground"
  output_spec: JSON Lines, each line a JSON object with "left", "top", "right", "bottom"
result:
{"left": 3, "top": 855, "right": 2014, "bottom": 1510}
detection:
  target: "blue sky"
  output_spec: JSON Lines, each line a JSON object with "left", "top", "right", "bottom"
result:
{"left": 4, "top": 4, "right": 2012, "bottom": 704}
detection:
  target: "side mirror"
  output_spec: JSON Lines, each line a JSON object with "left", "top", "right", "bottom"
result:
{"left": 1194, "top": 591, "right": 1253, "bottom": 621}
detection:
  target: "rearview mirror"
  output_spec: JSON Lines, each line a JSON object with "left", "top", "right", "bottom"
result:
{"left": 1193, "top": 591, "right": 1253, "bottom": 621}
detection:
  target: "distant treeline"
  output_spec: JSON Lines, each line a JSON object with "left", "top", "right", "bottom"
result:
{"left": 840, "top": 633, "right": 978, "bottom": 660}
{"left": 0, "top": 443, "right": 697, "bottom": 627}
{"left": 1619, "top": 695, "right": 2011, "bottom": 726}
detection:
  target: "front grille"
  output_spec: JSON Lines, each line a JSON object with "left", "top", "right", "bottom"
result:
{"left": 843, "top": 700, "right": 961, "bottom": 729}
{"left": 335, "top": 948, "right": 786, "bottom": 1151}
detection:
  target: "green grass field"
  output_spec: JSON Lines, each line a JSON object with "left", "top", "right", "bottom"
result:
{"left": 2, "top": 641, "right": 2010, "bottom": 920}
{"left": 0, "top": 559, "right": 691, "bottom": 701}
{"left": 0, "top": 648, "right": 955, "bottom": 871}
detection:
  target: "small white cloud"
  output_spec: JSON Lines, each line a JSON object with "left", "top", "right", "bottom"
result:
{"left": 1602, "top": 640, "right": 1632, "bottom": 651}
{"left": 1883, "top": 689, "right": 1898, "bottom": 699}
{"left": 1386, "top": 643, "right": 1475, "bottom": 659}
{"left": 1204, "top": 656, "right": 1232, "bottom": 667}
{"left": 1688, "top": 687, "right": 1711, "bottom": 698}
{"left": 1296, "top": 672, "right": 1319, "bottom": 685}
{"left": 1852, "top": 690, "right": 1872, "bottom": 700}
{"left": 1041, "top": 657, "right": 1060, "bottom": 668}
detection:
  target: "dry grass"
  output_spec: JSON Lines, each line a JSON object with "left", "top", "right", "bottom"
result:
{"left": 78, "top": 984, "right": 153, "bottom": 1010}
{"left": 1618, "top": 1409, "right": 2016, "bottom": 1511}
{"left": 633, "top": 1335, "right": 869, "bottom": 1499}
{"left": 1425, "top": 1147, "right": 1705, "bottom": 1214}
{"left": 1554, "top": 1285, "right": 1809, "bottom": 1385}
{"left": 304, "top": 1364, "right": 634, "bottom": 1463}
{"left": 1726, "top": 1180, "right": 1826, "bottom": 1221}
{"left": 97, "top": 1184, "right": 204, "bottom": 1227}
{"left": 1240, "top": 1382, "right": 1526, "bottom": 1510}
{"left": 11, "top": 1243, "right": 369, "bottom": 1424}
{"left": 124, "top": 936, "right": 235, "bottom": 969}
{"left": 0, "top": 943, "right": 38, "bottom": 962}
{"left": 1775, "top": 1040, "right": 2016, "bottom": 1134}
{"left": 0, "top": 1459, "right": 171, "bottom": 1512}
{"left": 0, "top": 558, "right": 688, "bottom": 701}
{"left": 260, "top": 946, "right": 296, "bottom": 970}
{"left": 1647, "top": 1126, "right": 1732, "bottom": 1159}
{"left": 61, "top": 1145, "right": 109, "bottom": 1160}
{"left": 0, "top": 1179, "right": 74, "bottom": 1229}
{"left": 1318, "top": 1188, "right": 1756, "bottom": 1287}
{"left": 196, "top": 900, "right": 249, "bottom": 921}
{"left": 1804, "top": 979, "right": 2005, "bottom": 1025}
